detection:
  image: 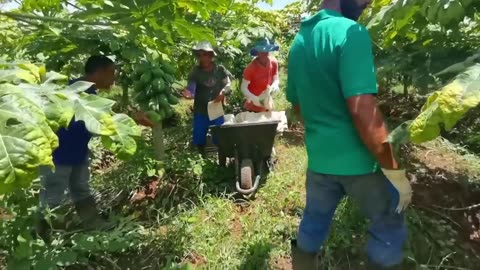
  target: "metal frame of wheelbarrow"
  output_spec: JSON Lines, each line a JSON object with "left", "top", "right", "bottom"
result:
{"left": 210, "top": 120, "right": 280, "bottom": 195}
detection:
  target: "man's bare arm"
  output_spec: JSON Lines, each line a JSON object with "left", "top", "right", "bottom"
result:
{"left": 346, "top": 95, "right": 398, "bottom": 170}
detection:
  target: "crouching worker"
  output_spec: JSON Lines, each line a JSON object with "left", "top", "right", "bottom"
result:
{"left": 181, "top": 41, "right": 232, "bottom": 157}
{"left": 241, "top": 38, "right": 280, "bottom": 112}
{"left": 36, "top": 56, "right": 119, "bottom": 237}
{"left": 37, "top": 56, "right": 115, "bottom": 237}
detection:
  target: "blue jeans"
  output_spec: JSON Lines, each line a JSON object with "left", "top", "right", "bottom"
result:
{"left": 298, "top": 170, "right": 407, "bottom": 267}
{"left": 38, "top": 158, "right": 92, "bottom": 209}
{"left": 192, "top": 113, "right": 224, "bottom": 146}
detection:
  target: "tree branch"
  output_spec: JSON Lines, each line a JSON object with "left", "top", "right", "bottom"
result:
{"left": 0, "top": 11, "right": 112, "bottom": 26}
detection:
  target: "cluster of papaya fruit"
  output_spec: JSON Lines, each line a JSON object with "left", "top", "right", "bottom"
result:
{"left": 132, "top": 60, "right": 179, "bottom": 122}
{"left": 420, "top": 0, "right": 472, "bottom": 26}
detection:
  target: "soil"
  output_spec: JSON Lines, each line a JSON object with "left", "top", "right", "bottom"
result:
{"left": 406, "top": 142, "right": 480, "bottom": 254}
{"left": 230, "top": 216, "right": 243, "bottom": 241}
{"left": 270, "top": 256, "right": 293, "bottom": 270}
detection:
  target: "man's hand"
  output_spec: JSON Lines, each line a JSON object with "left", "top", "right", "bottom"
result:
{"left": 181, "top": 89, "right": 194, "bottom": 99}
{"left": 214, "top": 90, "right": 225, "bottom": 103}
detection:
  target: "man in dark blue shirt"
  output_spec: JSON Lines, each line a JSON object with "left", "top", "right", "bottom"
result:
{"left": 38, "top": 55, "right": 116, "bottom": 232}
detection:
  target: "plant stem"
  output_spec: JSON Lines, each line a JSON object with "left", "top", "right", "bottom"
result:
{"left": 152, "top": 121, "right": 165, "bottom": 161}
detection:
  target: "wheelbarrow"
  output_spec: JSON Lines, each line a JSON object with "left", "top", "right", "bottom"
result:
{"left": 210, "top": 120, "right": 280, "bottom": 195}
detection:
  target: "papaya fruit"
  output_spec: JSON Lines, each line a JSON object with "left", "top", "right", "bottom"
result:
{"left": 133, "top": 81, "right": 143, "bottom": 93}
{"left": 162, "top": 73, "right": 175, "bottom": 84}
{"left": 158, "top": 94, "right": 170, "bottom": 108}
{"left": 140, "top": 72, "right": 152, "bottom": 84}
{"left": 152, "top": 68, "right": 165, "bottom": 78}
{"left": 158, "top": 109, "right": 167, "bottom": 120}
{"left": 136, "top": 61, "right": 150, "bottom": 74}
{"left": 153, "top": 78, "right": 166, "bottom": 93}
{"left": 160, "top": 60, "right": 176, "bottom": 74}
{"left": 167, "top": 94, "right": 179, "bottom": 105}
{"left": 145, "top": 110, "right": 162, "bottom": 122}
{"left": 134, "top": 91, "right": 148, "bottom": 103}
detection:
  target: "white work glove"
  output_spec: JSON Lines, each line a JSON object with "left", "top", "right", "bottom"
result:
{"left": 263, "top": 92, "right": 274, "bottom": 111}
{"left": 248, "top": 94, "right": 262, "bottom": 107}
{"left": 269, "top": 84, "right": 280, "bottom": 93}
{"left": 258, "top": 88, "right": 269, "bottom": 100}
{"left": 381, "top": 168, "right": 412, "bottom": 213}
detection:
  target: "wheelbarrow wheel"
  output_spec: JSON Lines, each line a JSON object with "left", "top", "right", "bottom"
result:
{"left": 240, "top": 159, "right": 254, "bottom": 190}
{"left": 218, "top": 151, "right": 227, "bottom": 167}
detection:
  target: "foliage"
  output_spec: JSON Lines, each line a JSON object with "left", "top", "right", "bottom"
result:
{"left": 365, "top": 0, "right": 480, "bottom": 94}
{"left": 0, "top": 185, "right": 150, "bottom": 270}
{"left": 0, "top": 62, "right": 140, "bottom": 194}
{"left": 210, "top": 1, "right": 282, "bottom": 85}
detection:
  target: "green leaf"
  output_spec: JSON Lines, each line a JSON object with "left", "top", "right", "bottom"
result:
{"left": 71, "top": 234, "right": 101, "bottom": 252}
{"left": 409, "top": 64, "right": 480, "bottom": 143}
{"left": 0, "top": 91, "right": 58, "bottom": 163}
{"left": 0, "top": 120, "right": 52, "bottom": 194}
{"left": 43, "top": 71, "right": 68, "bottom": 84}
{"left": 54, "top": 250, "right": 78, "bottom": 267}
{"left": 73, "top": 94, "right": 116, "bottom": 136}
{"left": 0, "top": 69, "right": 38, "bottom": 84}
{"left": 34, "top": 258, "right": 57, "bottom": 270}
{"left": 101, "top": 114, "right": 141, "bottom": 160}
{"left": 7, "top": 259, "right": 31, "bottom": 270}
{"left": 173, "top": 17, "right": 215, "bottom": 43}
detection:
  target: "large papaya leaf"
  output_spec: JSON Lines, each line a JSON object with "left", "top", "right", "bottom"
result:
{"left": 101, "top": 114, "right": 141, "bottom": 160}
{"left": 0, "top": 69, "right": 39, "bottom": 84}
{"left": 409, "top": 64, "right": 480, "bottom": 143}
{"left": 15, "top": 81, "right": 93, "bottom": 131}
{"left": 0, "top": 120, "right": 52, "bottom": 194}
{"left": 0, "top": 93, "right": 58, "bottom": 163}
{"left": 73, "top": 94, "right": 116, "bottom": 136}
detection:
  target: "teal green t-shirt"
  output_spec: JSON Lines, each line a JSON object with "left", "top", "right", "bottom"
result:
{"left": 286, "top": 9, "right": 379, "bottom": 176}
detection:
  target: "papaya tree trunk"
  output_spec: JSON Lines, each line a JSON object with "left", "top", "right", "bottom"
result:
{"left": 152, "top": 121, "right": 165, "bottom": 161}
{"left": 402, "top": 75, "right": 410, "bottom": 97}
{"left": 121, "top": 84, "right": 129, "bottom": 110}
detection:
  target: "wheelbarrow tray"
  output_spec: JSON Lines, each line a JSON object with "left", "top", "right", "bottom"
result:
{"left": 210, "top": 120, "right": 280, "bottom": 160}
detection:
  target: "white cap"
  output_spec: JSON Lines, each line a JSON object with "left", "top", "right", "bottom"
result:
{"left": 192, "top": 41, "right": 217, "bottom": 56}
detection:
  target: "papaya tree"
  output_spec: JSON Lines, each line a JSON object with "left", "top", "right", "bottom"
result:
{"left": 0, "top": 0, "right": 237, "bottom": 161}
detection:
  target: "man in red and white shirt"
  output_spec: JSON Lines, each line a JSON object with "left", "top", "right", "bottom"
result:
{"left": 241, "top": 38, "right": 280, "bottom": 112}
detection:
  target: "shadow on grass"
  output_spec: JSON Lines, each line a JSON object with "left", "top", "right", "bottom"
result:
{"left": 96, "top": 222, "right": 191, "bottom": 269}
{"left": 279, "top": 130, "right": 304, "bottom": 148}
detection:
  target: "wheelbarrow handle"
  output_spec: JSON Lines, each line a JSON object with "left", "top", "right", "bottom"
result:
{"left": 235, "top": 175, "right": 261, "bottom": 195}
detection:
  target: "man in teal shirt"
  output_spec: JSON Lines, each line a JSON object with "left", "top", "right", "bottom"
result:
{"left": 286, "top": 0, "right": 412, "bottom": 269}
